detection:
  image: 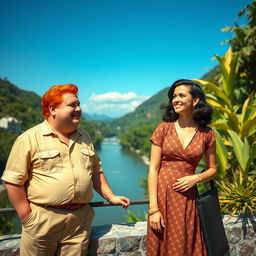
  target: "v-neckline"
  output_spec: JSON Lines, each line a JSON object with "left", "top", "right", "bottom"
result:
{"left": 173, "top": 122, "right": 199, "bottom": 151}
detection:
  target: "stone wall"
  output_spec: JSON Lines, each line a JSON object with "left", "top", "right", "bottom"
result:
{"left": 0, "top": 217, "right": 255, "bottom": 256}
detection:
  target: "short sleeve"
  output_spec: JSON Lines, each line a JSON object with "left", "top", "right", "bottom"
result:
{"left": 150, "top": 123, "right": 167, "bottom": 147}
{"left": 205, "top": 129, "right": 216, "bottom": 150}
{"left": 1, "top": 136, "right": 30, "bottom": 185}
{"left": 86, "top": 137, "right": 103, "bottom": 175}
{"left": 92, "top": 151, "right": 103, "bottom": 175}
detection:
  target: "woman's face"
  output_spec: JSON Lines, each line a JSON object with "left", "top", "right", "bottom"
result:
{"left": 172, "top": 85, "right": 198, "bottom": 115}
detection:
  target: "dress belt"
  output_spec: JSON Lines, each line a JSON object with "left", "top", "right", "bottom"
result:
{"left": 36, "top": 203, "right": 87, "bottom": 211}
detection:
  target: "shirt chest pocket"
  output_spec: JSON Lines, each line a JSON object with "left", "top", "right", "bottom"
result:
{"left": 39, "top": 150, "right": 63, "bottom": 173}
{"left": 80, "top": 148, "right": 95, "bottom": 170}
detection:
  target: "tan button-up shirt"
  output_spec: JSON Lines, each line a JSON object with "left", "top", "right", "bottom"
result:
{"left": 1, "top": 120, "right": 102, "bottom": 205}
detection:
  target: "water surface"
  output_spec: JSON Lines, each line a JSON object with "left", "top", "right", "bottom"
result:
{"left": 92, "top": 138, "right": 148, "bottom": 226}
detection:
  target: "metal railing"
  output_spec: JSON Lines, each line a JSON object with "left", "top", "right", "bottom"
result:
{"left": 0, "top": 200, "right": 149, "bottom": 214}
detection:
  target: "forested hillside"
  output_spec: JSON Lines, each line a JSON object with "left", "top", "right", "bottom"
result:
{"left": 0, "top": 78, "right": 43, "bottom": 131}
{"left": 110, "top": 86, "right": 169, "bottom": 133}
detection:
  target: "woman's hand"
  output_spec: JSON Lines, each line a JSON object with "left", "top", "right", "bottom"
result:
{"left": 109, "top": 195, "right": 130, "bottom": 209}
{"left": 149, "top": 211, "right": 165, "bottom": 233}
{"left": 172, "top": 175, "right": 200, "bottom": 192}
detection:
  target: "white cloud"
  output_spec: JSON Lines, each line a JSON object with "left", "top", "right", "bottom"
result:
{"left": 83, "top": 91, "right": 150, "bottom": 117}
{"left": 90, "top": 91, "right": 140, "bottom": 103}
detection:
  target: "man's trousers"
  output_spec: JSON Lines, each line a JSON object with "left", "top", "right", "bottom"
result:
{"left": 20, "top": 202, "right": 95, "bottom": 256}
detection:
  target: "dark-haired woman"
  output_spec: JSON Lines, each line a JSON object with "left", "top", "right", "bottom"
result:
{"left": 147, "top": 79, "right": 217, "bottom": 256}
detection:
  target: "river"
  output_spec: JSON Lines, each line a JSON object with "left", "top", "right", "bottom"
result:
{"left": 92, "top": 138, "right": 149, "bottom": 226}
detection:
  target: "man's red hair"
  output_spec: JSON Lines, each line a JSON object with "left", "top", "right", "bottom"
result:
{"left": 41, "top": 84, "right": 78, "bottom": 118}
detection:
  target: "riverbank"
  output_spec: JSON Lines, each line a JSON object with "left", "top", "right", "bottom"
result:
{"left": 124, "top": 146, "right": 150, "bottom": 166}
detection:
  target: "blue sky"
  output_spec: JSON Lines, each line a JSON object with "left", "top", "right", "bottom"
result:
{"left": 0, "top": 0, "right": 250, "bottom": 117}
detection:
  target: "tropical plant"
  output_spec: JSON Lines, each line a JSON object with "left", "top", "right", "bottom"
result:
{"left": 227, "top": 130, "right": 256, "bottom": 177}
{"left": 213, "top": 128, "right": 256, "bottom": 217}
{"left": 213, "top": 129, "right": 256, "bottom": 178}
{"left": 124, "top": 210, "right": 147, "bottom": 223}
{"left": 217, "top": 173, "right": 256, "bottom": 217}
{"left": 194, "top": 46, "right": 256, "bottom": 217}
{"left": 194, "top": 48, "right": 256, "bottom": 143}
{"left": 221, "top": 0, "right": 256, "bottom": 102}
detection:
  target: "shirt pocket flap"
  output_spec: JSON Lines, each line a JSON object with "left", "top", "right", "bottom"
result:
{"left": 81, "top": 148, "right": 95, "bottom": 156}
{"left": 39, "top": 150, "right": 60, "bottom": 159}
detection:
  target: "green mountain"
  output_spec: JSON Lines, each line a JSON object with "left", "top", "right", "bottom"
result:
{"left": 0, "top": 78, "right": 43, "bottom": 130}
{"left": 110, "top": 86, "right": 169, "bottom": 133}
{"left": 83, "top": 113, "right": 115, "bottom": 122}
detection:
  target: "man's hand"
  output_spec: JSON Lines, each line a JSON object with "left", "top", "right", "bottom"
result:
{"left": 109, "top": 195, "right": 130, "bottom": 209}
{"left": 4, "top": 183, "right": 31, "bottom": 224}
{"left": 92, "top": 172, "right": 130, "bottom": 209}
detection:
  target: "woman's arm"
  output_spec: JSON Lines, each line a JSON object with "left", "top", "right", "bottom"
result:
{"left": 148, "top": 144, "right": 165, "bottom": 232}
{"left": 199, "top": 140, "right": 217, "bottom": 181}
{"left": 172, "top": 141, "right": 217, "bottom": 192}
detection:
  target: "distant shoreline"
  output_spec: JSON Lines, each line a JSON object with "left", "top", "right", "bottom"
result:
{"left": 127, "top": 146, "right": 150, "bottom": 166}
{"left": 103, "top": 137, "right": 150, "bottom": 165}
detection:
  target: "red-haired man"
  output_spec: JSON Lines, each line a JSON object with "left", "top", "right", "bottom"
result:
{"left": 1, "top": 84, "right": 130, "bottom": 256}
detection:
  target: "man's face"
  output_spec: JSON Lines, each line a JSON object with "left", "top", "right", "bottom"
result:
{"left": 53, "top": 93, "right": 82, "bottom": 132}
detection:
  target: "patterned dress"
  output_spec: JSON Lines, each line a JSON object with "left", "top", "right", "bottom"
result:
{"left": 147, "top": 122, "right": 216, "bottom": 256}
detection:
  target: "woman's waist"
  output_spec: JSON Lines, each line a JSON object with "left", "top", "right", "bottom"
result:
{"left": 160, "top": 161, "right": 196, "bottom": 174}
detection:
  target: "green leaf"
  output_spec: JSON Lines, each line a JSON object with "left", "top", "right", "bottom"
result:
{"left": 246, "top": 143, "right": 256, "bottom": 173}
{"left": 242, "top": 137, "right": 250, "bottom": 172}
{"left": 211, "top": 121, "right": 230, "bottom": 131}
{"left": 206, "top": 98, "right": 225, "bottom": 108}
{"left": 214, "top": 130, "right": 228, "bottom": 174}
{"left": 226, "top": 52, "right": 239, "bottom": 103}
{"left": 227, "top": 130, "right": 248, "bottom": 172}
{"left": 241, "top": 112, "right": 256, "bottom": 138}
{"left": 240, "top": 92, "right": 255, "bottom": 124}
{"left": 193, "top": 79, "right": 233, "bottom": 110}
{"left": 213, "top": 106, "right": 239, "bottom": 132}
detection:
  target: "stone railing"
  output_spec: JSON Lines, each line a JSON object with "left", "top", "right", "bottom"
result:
{"left": 0, "top": 216, "right": 255, "bottom": 256}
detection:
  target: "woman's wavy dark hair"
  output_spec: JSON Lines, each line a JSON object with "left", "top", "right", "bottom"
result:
{"left": 162, "top": 79, "right": 213, "bottom": 126}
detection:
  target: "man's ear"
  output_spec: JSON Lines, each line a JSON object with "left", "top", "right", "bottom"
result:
{"left": 49, "top": 104, "right": 56, "bottom": 117}
{"left": 193, "top": 97, "right": 199, "bottom": 108}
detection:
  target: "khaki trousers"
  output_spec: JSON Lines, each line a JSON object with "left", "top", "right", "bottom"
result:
{"left": 20, "top": 202, "right": 95, "bottom": 256}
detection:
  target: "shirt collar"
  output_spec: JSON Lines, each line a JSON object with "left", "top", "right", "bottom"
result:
{"left": 41, "top": 119, "right": 82, "bottom": 138}
{"left": 41, "top": 120, "right": 55, "bottom": 136}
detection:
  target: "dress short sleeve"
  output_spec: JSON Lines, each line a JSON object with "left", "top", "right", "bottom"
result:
{"left": 205, "top": 129, "right": 216, "bottom": 150}
{"left": 150, "top": 122, "right": 168, "bottom": 147}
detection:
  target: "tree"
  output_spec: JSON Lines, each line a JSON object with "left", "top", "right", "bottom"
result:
{"left": 194, "top": 48, "right": 256, "bottom": 144}
{"left": 0, "top": 190, "right": 18, "bottom": 235}
{"left": 195, "top": 47, "right": 256, "bottom": 217}
{"left": 221, "top": 0, "right": 256, "bottom": 103}
{"left": 0, "top": 131, "right": 17, "bottom": 176}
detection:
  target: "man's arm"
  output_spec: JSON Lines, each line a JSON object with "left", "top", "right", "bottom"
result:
{"left": 92, "top": 172, "right": 130, "bottom": 209}
{"left": 5, "top": 182, "right": 31, "bottom": 223}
